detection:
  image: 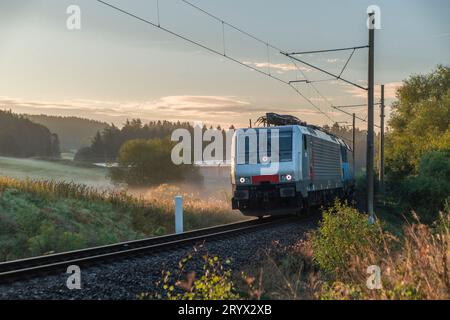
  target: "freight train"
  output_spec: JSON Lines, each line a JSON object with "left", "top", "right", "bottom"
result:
{"left": 231, "top": 113, "right": 354, "bottom": 216}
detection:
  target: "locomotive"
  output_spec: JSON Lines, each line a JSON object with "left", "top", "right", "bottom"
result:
{"left": 231, "top": 113, "right": 354, "bottom": 216}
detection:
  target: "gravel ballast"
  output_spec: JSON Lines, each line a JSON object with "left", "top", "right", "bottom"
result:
{"left": 0, "top": 219, "right": 316, "bottom": 300}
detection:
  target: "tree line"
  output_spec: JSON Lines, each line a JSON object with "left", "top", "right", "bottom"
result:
{"left": 74, "top": 119, "right": 232, "bottom": 163}
{"left": 0, "top": 110, "right": 60, "bottom": 158}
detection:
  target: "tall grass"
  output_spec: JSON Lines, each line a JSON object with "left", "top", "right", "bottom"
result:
{"left": 239, "top": 203, "right": 449, "bottom": 300}
{"left": 0, "top": 177, "right": 244, "bottom": 261}
{"left": 0, "top": 176, "right": 138, "bottom": 207}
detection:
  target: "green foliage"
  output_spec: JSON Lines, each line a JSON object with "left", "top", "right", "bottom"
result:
{"left": 74, "top": 119, "right": 194, "bottom": 162}
{"left": 318, "top": 282, "right": 365, "bottom": 300}
{"left": 0, "top": 187, "right": 139, "bottom": 261}
{"left": 0, "top": 177, "right": 242, "bottom": 261}
{"left": 311, "top": 201, "right": 383, "bottom": 279}
{"left": 109, "top": 138, "right": 199, "bottom": 186}
{"left": 386, "top": 65, "right": 450, "bottom": 180}
{"left": 148, "top": 251, "right": 240, "bottom": 300}
{"left": 382, "top": 65, "right": 450, "bottom": 220}
{"left": 0, "top": 110, "right": 60, "bottom": 158}
{"left": 318, "top": 281, "right": 424, "bottom": 300}
{"left": 74, "top": 119, "right": 233, "bottom": 165}
{"left": 316, "top": 210, "right": 449, "bottom": 300}
{"left": 399, "top": 150, "right": 450, "bottom": 222}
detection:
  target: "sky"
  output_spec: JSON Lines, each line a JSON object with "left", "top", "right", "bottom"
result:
{"left": 0, "top": 0, "right": 449, "bottom": 129}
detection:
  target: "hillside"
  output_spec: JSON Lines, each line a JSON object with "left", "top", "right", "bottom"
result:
{"left": 0, "top": 177, "right": 242, "bottom": 262}
{"left": 26, "top": 114, "right": 109, "bottom": 152}
{"left": 0, "top": 110, "right": 60, "bottom": 158}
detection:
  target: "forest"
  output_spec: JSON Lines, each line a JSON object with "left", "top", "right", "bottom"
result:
{"left": 74, "top": 120, "right": 195, "bottom": 162}
{"left": 0, "top": 110, "right": 60, "bottom": 158}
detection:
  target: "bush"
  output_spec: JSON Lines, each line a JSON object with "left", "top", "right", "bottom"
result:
{"left": 399, "top": 150, "right": 450, "bottom": 222}
{"left": 147, "top": 248, "right": 240, "bottom": 300}
{"left": 316, "top": 211, "right": 450, "bottom": 300}
{"left": 109, "top": 138, "right": 200, "bottom": 186}
{"left": 311, "top": 201, "right": 383, "bottom": 279}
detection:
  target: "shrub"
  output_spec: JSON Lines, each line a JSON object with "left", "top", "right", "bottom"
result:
{"left": 316, "top": 210, "right": 450, "bottom": 300}
{"left": 147, "top": 248, "right": 240, "bottom": 300}
{"left": 399, "top": 150, "right": 450, "bottom": 222}
{"left": 311, "top": 201, "right": 383, "bottom": 279}
{"left": 238, "top": 238, "right": 319, "bottom": 300}
{"left": 109, "top": 138, "right": 201, "bottom": 186}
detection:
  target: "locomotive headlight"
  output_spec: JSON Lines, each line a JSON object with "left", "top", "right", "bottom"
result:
{"left": 239, "top": 177, "right": 250, "bottom": 184}
{"left": 280, "top": 174, "right": 294, "bottom": 182}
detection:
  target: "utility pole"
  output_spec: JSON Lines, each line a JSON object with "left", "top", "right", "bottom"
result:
{"left": 379, "top": 84, "right": 385, "bottom": 194}
{"left": 352, "top": 113, "right": 356, "bottom": 176}
{"left": 367, "top": 12, "right": 375, "bottom": 222}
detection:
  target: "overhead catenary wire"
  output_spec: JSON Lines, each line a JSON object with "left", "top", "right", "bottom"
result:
{"left": 288, "top": 45, "right": 369, "bottom": 55}
{"left": 339, "top": 48, "right": 356, "bottom": 78}
{"left": 282, "top": 52, "right": 368, "bottom": 91}
{"left": 94, "top": 0, "right": 335, "bottom": 124}
{"left": 288, "top": 58, "right": 336, "bottom": 123}
{"left": 181, "top": 0, "right": 336, "bottom": 123}
{"left": 182, "top": 0, "right": 370, "bottom": 127}
{"left": 332, "top": 106, "right": 380, "bottom": 129}
{"left": 288, "top": 56, "right": 374, "bottom": 127}
{"left": 333, "top": 103, "right": 381, "bottom": 109}
{"left": 181, "top": 0, "right": 284, "bottom": 52}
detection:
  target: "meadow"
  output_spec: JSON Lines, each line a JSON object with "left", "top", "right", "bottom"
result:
{"left": 0, "top": 156, "right": 112, "bottom": 189}
{"left": 0, "top": 157, "right": 243, "bottom": 262}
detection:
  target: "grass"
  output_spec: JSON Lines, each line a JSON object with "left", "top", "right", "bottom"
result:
{"left": 156, "top": 202, "right": 448, "bottom": 301}
{"left": 236, "top": 203, "right": 449, "bottom": 300}
{"left": 0, "top": 156, "right": 111, "bottom": 189}
{"left": 0, "top": 177, "right": 244, "bottom": 262}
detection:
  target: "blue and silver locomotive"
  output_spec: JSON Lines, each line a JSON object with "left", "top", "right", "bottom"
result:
{"left": 231, "top": 113, "right": 354, "bottom": 216}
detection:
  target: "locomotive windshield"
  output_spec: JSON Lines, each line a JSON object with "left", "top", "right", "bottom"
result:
{"left": 241, "top": 128, "right": 293, "bottom": 164}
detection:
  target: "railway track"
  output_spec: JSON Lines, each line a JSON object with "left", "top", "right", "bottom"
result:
{"left": 0, "top": 215, "right": 299, "bottom": 284}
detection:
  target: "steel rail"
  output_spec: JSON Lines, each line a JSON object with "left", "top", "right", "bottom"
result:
{"left": 0, "top": 216, "right": 297, "bottom": 283}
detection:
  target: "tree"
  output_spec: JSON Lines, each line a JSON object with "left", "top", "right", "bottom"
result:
{"left": 385, "top": 65, "right": 450, "bottom": 180}
{"left": 0, "top": 110, "right": 60, "bottom": 158}
{"left": 109, "top": 138, "right": 199, "bottom": 186}
{"left": 400, "top": 150, "right": 450, "bottom": 222}
{"left": 74, "top": 119, "right": 194, "bottom": 162}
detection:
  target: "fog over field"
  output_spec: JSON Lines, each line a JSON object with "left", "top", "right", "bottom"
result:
{"left": 0, "top": 156, "right": 112, "bottom": 189}
{"left": 0, "top": 156, "right": 232, "bottom": 202}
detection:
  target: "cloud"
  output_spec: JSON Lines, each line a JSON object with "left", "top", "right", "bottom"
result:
{"left": 309, "top": 97, "right": 326, "bottom": 102}
{"left": 0, "top": 95, "right": 253, "bottom": 119}
{"left": 0, "top": 95, "right": 338, "bottom": 128}
{"left": 344, "top": 81, "right": 402, "bottom": 100}
{"left": 243, "top": 61, "right": 312, "bottom": 73}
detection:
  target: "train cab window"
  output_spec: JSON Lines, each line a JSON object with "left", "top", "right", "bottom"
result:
{"left": 268, "top": 129, "right": 293, "bottom": 162}
{"left": 242, "top": 128, "right": 293, "bottom": 163}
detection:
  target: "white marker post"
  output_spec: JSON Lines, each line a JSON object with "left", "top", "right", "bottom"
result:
{"left": 175, "top": 195, "right": 183, "bottom": 234}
